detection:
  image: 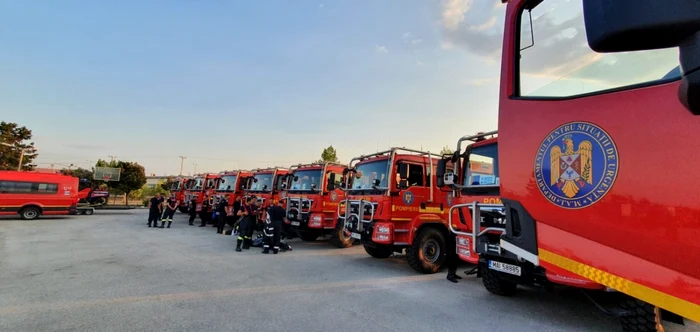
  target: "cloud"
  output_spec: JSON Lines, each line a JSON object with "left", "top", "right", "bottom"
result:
{"left": 440, "top": 0, "right": 504, "bottom": 60}
{"left": 375, "top": 45, "right": 388, "bottom": 54}
{"left": 442, "top": 0, "right": 472, "bottom": 31}
{"left": 402, "top": 32, "right": 423, "bottom": 46}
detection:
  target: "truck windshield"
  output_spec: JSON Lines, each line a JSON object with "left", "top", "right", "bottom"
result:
{"left": 290, "top": 170, "right": 321, "bottom": 191}
{"left": 170, "top": 181, "right": 181, "bottom": 190}
{"left": 352, "top": 160, "right": 388, "bottom": 190}
{"left": 464, "top": 144, "right": 499, "bottom": 187}
{"left": 217, "top": 175, "right": 237, "bottom": 191}
{"left": 192, "top": 177, "right": 204, "bottom": 190}
{"left": 249, "top": 173, "right": 273, "bottom": 192}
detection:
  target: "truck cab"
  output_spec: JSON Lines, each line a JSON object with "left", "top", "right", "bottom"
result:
{"left": 339, "top": 147, "right": 450, "bottom": 274}
{"left": 213, "top": 170, "right": 252, "bottom": 211}
{"left": 436, "top": 131, "right": 505, "bottom": 265}
{"left": 284, "top": 162, "right": 348, "bottom": 246}
{"left": 246, "top": 167, "right": 290, "bottom": 223}
{"left": 169, "top": 177, "right": 189, "bottom": 213}
{"left": 183, "top": 174, "right": 204, "bottom": 211}
{"left": 482, "top": 0, "right": 699, "bottom": 330}
{"left": 202, "top": 173, "right": 221, "bottom": 215}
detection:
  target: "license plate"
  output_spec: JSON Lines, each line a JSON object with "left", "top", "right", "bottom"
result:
{"left": 291, "top": 221, "right": 300, "bottom": 226}
{"left": 488, "top": 260, "right": 522, "bottom": 276}
{"left": 351, "top": 232, "right": 361, "bottom": 240}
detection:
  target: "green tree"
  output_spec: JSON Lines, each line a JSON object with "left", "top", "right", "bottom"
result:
{"left": 439, "top": 145, "right": 454, "bottom": 156}
{"left": 0, "top": 121, "right": 38, "bottom": 171}
{"left": 112, "top": 161, "right": 147, "bottom": 204}
{"left": 319, "top": 145, "right": 339, "bottom": 163}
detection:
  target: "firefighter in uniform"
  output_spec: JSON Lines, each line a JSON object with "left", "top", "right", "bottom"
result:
{"left": 235, "top": 197, "right": 256, "bottom": 252}
{"left": 446, "top": 231, "right": 463, "bottom": 283}
{"left": 199, "top": 195, "right": 211, "bottom": 227}
{"left": 161, "top": 194, "right": 177, "bottom": 228}
{"left": 216, "top": 196, "right": 229, "bottom": 234}
{"left": 262, "top": 199, "right": 286, "bottom": 254}
{"left": 188, "top": 197, "right": 197, "bottom": 225}
{"left": 147, "top": 193, "right": 163, "bottom": 228}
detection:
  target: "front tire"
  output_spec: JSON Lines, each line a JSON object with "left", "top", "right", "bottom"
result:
{"left": 329, "top": 220, "right": 353, "bottom": 248}
{"left": 406, "top": 227, "right": 447, "bottom": 274}
{"left": 619, "top": 299, "right": 665, "bottom": 332}
{"left": 19, "top": 206, "right": 41, "bottom": 220}
{"left": 481, "top": 265, "right": 518, "bottom": 296}
{"left": 364, "top": 245, "right": 393, "bottom": 258}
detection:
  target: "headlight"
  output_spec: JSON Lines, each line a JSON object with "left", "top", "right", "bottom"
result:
{"left": 377, "top": 226, "right": 390, "bottom": 234}
{"left": 311, "top": 215, "right": 322, "bottom": 222}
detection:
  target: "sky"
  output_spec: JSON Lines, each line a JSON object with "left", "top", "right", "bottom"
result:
{"left": 0, "top": 0, "right": 679, "bottom": 176}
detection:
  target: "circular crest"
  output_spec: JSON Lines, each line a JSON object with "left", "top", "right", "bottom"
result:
{"left": 402, "top": 191, "right": 415, "bottom": 205}
{"left": 330, "top": 191, "right": 338, "bottom": 202}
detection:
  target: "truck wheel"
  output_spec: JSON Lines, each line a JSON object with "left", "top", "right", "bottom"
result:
{"left": 364, "top": 245, "right": 392, "bottom": 258}
{"left": 297, "top": 230, "right": 319, "bottom": 242}
{"left": 619, "top": 299, "right": 665, "bottom": 332}
{"left": 481, "top": 266, "right": 517, "bottom": 296}
{"left": 19, "top": 206, "right": 41, "bottom": 220}
{"left": 329, "top": 221, "right": 353, "bottom": 248}
{"left": 406, "top": 227, "right": 446, "bottom": 274}
{"left": 85, "top": 209, "right": 94, "bottom": 215}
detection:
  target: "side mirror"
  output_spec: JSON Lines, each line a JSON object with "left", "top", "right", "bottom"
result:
{"left": 253, "top": 178, "right": 258, "bottom": 183}
{"left": 342, "top": 168, "right": 349, "bottom": 175}
{"left": 399, "top": 179, "right": 408, "bottom": 190}
{"left": 282, "top": 183, "right": 287, "bottom": 190}
{"left": 293, "top": 175, "right": 299, "bottom": 182}
{"left": 397, "top": 163, "right": 408, "bottom": 180}
{"left": 436, "top": 159, "right": 447, "bottom": 187}
{"left": 221, "top": 179, "right": 226, "bottom": 183}
{"left": 444, "top": 172, "right": 456, "bottom": 186}
{"left": 327, "top": 173, "right": 336, "bottom": 191}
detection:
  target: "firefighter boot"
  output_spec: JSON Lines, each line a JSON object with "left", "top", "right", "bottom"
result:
{"left": 167, "top": 221, "right": 172, "bottom": 228}
{"left": 273, "top": 247, "right": 279, "bottom": 254}
{"left": 262, "top": 247, "right": 270, "bottom": 254}
{"left": 159, "top": 222, "right": 165, "bottom": 229}
{"left": 235, "top": 239, "right": 243, "bottom": 252}
{"left": 242, "top": 239, "right": 250, "bottom": 250}
{"left": 446, "top": 269, "right": 459, "bottom": 283}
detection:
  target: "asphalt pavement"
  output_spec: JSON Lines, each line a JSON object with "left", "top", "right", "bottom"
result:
{"left": 0, "top": 210, "right": 696, "bottom": 332}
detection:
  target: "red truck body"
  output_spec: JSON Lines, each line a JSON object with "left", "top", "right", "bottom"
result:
{"left": 284, "top": 162, "right": 348, "bottom": 246}
{"left": 169, "top": 177, "right": 189, "bottom": 213}
{"left": 212, "top": 170, "right": 252, "bottom": 211}
{"left": 183, "top": 175, "right": 204, "bottom": 212}
{"left": 340, "top": 148, "right": 452, "bottom": 274}
{"left": 245, "top": 168, "right": 290, "bottom": 222}
{"left": 478, "top": 0, "right": 700, "bottom": 329}
{"left": 0, "top": 171, "right": 79, "bottom": 219}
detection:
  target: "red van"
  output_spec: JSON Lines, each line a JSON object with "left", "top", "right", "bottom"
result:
{"left": 0, "top": 171, "right": 79, "bottom": 220}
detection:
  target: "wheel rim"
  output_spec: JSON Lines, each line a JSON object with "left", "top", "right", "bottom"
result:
{"left": 24, "top": 210, "right": 37, "bottom": 219}
{"left": 423, "top": 239, "right": 440, "bottom": 263}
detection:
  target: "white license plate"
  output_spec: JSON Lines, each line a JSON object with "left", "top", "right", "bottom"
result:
{"left": 351, "top": 232, "right": 361, "bottom": 240}
{"left": 488, "top": 260, "right": 522, "bottom": 276}
{"left": 291, "top": 221, "right": 300, "bottom": 226}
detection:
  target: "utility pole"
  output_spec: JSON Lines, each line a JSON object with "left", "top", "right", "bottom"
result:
{"left": 108, "top": 155, "right": 117, "bottom": 162}
{"left": 193, "top": 163, "right": 198, "bottom": 174}
{"left": 2, "top": 143, "right": 36, "bottom": 171}
{"left": 178, "top": 156, "right": 187, "bottom": 176}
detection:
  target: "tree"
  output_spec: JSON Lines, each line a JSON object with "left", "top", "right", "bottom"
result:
{"left": 112, "top": 161, "right": 147, "bottom": 205}
{"left": 439, "top": 145, "right": 454, "bottom": 156}
{"left": 319, "top": 145, "right": 339, "bottom": 163}
{"left": 0, "top": 121, "right": 38, "bottom": 171}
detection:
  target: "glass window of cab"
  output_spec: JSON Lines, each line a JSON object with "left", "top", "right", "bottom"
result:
{"left": 464, "top": 144, "right": 499, "bottom": 187}
{"left": 518, "top": 1, "right": 680, "bottom": 98}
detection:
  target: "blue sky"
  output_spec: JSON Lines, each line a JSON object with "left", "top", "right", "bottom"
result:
{"left": 0, "top": 0, "right": 506, "bottom": 175}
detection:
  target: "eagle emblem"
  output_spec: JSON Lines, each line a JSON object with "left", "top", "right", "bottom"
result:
{"left": 549, "top": 134, "right": 593, "bottom": 198}
{"left": 403, "top": 191, "right": 414, "bottom": 205}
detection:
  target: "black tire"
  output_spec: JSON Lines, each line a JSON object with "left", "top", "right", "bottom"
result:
{"left": 329, "top": 220, "right": 353, "bottom": 248}
{"left": 481, "top": 265, "right": 518, "bottom": 296}
{"left": 85, "top": 209, "right": 94, "bottom": 215}
{"left": 619, "top": 299, "right": 664, "bottom": 332}
{"left": 297, "top": 230, "right": 320, "bottom": 242}
{"left": 19, "top": 206, "right": 41, "bottom": 220}
{"left": 364, "top": 245, "right": 393, "bottom": 258}
{"left": 406, "top": 227, "right": 447, "bottom": 274}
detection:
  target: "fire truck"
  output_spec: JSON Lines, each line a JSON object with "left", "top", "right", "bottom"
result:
{"left": 455, "top": 1, "right": 699, "bottom": 331}
{"left": 183, "top": 174, "right": 204, "bottom": 213}
{"left": 169, "top": 177, "right": 189, "bottom": 213}
{"left": 284, "top": 162, "right": 348, "bottom": 246}
{"left": 211, "top": 170, "right": 252, "bottom": 212}
{"left": 246, "top": 167, "right": 290, "bottom": 223}
{"left": 339, "top": 147, "right": 451, "bottom": 274}
{"left": 201, "top": 173, "right": 221, "bottom": 218}
{"left": 435, "top": 131, "right": 504, "bottom": 265}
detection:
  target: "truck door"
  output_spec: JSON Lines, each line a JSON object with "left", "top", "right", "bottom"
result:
{"left": 499, "top": 0, "right": 698, "bottom": 317}
{"left": 394, "top": 161, "right": 429, "bottom": 216}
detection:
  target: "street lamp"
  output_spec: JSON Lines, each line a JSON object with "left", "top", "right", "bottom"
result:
{"left": 1, "top": 142, "right": 38, "bottom": 171}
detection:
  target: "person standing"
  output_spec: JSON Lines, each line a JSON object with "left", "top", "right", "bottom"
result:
{"left": 216, "top": 196, "right": 229, "bottom": 234}
{"left": 199, "top": 195, "right": 211, "bottom": 227}
{"left": 160, "top": 194, "right": 177, "bottom": 228}
{"left": 445, "top": 231, "right": 463, "bottom": 283}
{"left": 188, "top": 197, "right": 197, "bottom": 226}
{"left": 235, "top": 197, "right": 256, "bottom": 251}
{"left": 262, "top": 199, "right": 286, "bottom": 254}
{"left": 147, "top": 193, "right": 164, "bottom": 228}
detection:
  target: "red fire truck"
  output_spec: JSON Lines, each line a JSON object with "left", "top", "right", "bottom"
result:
{"left": 462, "top": 1, "right": 699, "bottom": 330}
{"left": 435, "top": 131, "right": 504, "bottom": 265}
{"left": 212, "top": 170, "right": 252, "bottom": 211}
{"left": 201, "top": 173, "right": 221, "bottom": 218}
{"left": 183, "top": 174, "right": 204, "bottom": 212}
{"left": 169, "top": 177, "right": 189, "bottom": 213}
{"left": 339, "top": 147, "right": 452, "bottom": 274}
{"left": 246, "top": 167, "right": 290, "bottom": 222}
{"left": 284, "top": 162, "right": 348, "bottom": 246}
{"left": 0, "top": 171, "right": 79, "bottom": 220}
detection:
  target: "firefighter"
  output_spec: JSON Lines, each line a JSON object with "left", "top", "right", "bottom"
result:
{"left": 216, "top": 196, "right": 229, "bottom": 234}
{"left": 235, "top": 197, "right": 256, "bottom": 252}
{"left": 262, "top": 199, "right": 286, "bottom": 254}
{"left": 160, "top": 194, "right": 177, "bottom": 228}
{"left": 199, "top": 195, "right": 211, "bottom": 227}
{"left": 446, "top": 231, "right": 463, "bottom": 283}
{"left": 147, "top": 193, "right": 164, "bottom": 228}
{"left": 188, "top": 197, "right": 197, "bottom": 225}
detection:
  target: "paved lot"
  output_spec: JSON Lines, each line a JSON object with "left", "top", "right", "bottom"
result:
{"left": 0, "top": 210, "right": 696, "bottom": 332}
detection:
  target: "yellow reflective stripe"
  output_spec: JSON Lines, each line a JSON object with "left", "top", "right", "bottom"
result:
{"left": 539, "top": 249, "right": 700, "bottom": 322}
{"left": 390, "top": 218, "right": 411, "bottom": 221}
{"left": 419, "top": 206, "right": 442, "bottom": 213}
